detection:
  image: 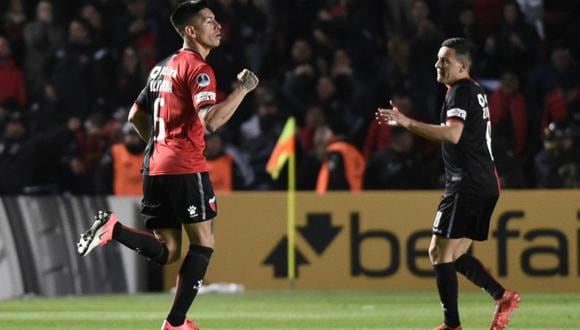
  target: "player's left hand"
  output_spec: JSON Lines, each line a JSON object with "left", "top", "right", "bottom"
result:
{"left": 237, "top": 69, "right": 259, "bottom": 92}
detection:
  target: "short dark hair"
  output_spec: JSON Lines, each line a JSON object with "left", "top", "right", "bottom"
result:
{"left": 170, "top": 0, "right": 209, "bottom": 36}
{"left": 441, "top": 37, "right": 474, "bottom": 66}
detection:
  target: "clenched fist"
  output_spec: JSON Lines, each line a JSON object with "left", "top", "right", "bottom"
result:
{"left": 237, "top": 69, "right": 259, "bottom": 91}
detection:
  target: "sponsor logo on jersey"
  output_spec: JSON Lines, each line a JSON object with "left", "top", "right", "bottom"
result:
{"left": 196, "top": 73, "right": 211, "bottom": 87}
{"left": 149, "top": 66, "right": 162, "bottom": 79}
{"left": 446, "top": 108, "right": 467, "bottom": 120}
{"left": 194, "top": 91, "right": 216, "bottom": 105}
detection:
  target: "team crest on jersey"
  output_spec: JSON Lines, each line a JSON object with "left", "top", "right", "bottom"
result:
{"left": 196, "top": 73, "right": 211, "bottom": 87}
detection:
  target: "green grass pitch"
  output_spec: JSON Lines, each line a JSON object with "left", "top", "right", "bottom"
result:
{"left": 1, "top": 291, "right": 579, "bottom": 329}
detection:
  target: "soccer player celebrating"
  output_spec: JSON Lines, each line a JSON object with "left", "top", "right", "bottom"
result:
{"left": 376, "top": 38, "right": 519, "bottom": 330}
{"left": 77, "top": 1, "right": 258, "bottom": 329}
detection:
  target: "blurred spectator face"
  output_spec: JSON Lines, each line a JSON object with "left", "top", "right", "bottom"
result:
{"left": 500, "top": 72, "right": 520, "bottom": 94}
{"left": 459, "top": 8, "right": 474, "bottom": 26}
{"left": 69, "top": 20, "right": 89, "bottom": 44}
{"left": 9, "top": 0, "right": 24, "bottom": 15}
{"left": 332, "top": 49, "right": 352, "bottom": 76}
{"left": 387, "top": 36, "right": 409, "bottom": 63}
{"left": 392, "top": 95, "right": 414, "bottom": 116}
{"left": 291, "top": 40, "right": 312, "bottom": 63}
{"left": 36, "top": 1, "right": 53, "bottom": 23}
{"left": 305, "top": 106, "right": 325, "bottom": 128}
{"left": 253, "top": 85, "right": 275, "bottom": 105}
{"left": 313, "top": 125, "right": 332, "bottom": 159}
{"left": 257, "top": 101, "right": 279, "bottom": 131}
{"left": 317, "top": 76, "right": 336, "bottom": 101}
{"left": 122, "top": 46, "right": 139, "bottom": 72}
{"left": 85, "top": 116, "right": 104, "bottom": 137}
{"left": 4, "top": 119, "right": 26, "bottom": 141}
{"left": 412, "top": 0, "right": 429, "bottom": 23}
{"left": 551, "top": 48, "right": 572, "bottom": 72}
{"left": 81, "top": 4, "right": 102, "bottom": 31}
{"left": 0, "top": 36, "right": 11, "bottom": 61}
{"left": 504, "top": 3, "right": 519, "bottom": 24}
{"left": 128, "top": 0, "right": 147, "bottom": 19}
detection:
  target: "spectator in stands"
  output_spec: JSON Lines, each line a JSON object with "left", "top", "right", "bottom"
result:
{"left": 1, "top": 0, "right": 27, "bottom": 64}
{"left": 364, "top": 127, "right": 427, "bottom": 190}
{"left": 44, "top": 18, "right": 96, "bottom": 119}
{"left": 494, "top": 0, "right": 539, "bottom": 73}
{"left": 297, "top": 105, "right": 325, "bottom": 190}
{"left": 62, "top": 114, "right": 107, "bottom": 194}
{"left": 240, "top": 99, "right": 284, "bottom": 190}
{"left": 281, "top": 39, "right": 318, "bottom": 112}
{"left": 95, "top": 123, "right": 144, "bottom": 195}
{"left": 489, "top": 71, "right": 528, "bottom": 157}
{"left": 528, "top": 46, "right": 573, "bottom": 134}
{"left": 408, "top": 0, "right": 444, "bottom": 121}
{"left": 0, "top": 113, "right": 81, "bottom": 194}
{"left": 315, "top": 117, "right": 365, "bottom": 193}
{"left": 0, "top": 35, "right": 27, "bottom": 108}
{"left": 534, "top": 122, "right": 580, "bottom": 188}
{"left": 24, "top": 0, "right": 64, "bottom": 101}
{"left": 489, "top": 71, "right": 528, "bottom": 187}
{"left": 115, "top": 46, "right": 147, "bottom": 108}
{"left": 113, "top": 0, "right": 157, "bottom": 68}
{"left": 205, "top": 132, "right": 244, "bottom": 192}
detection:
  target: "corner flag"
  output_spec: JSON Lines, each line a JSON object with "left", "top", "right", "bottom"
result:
{"left": 266, "top": 117, "right": 296, "bottom": 179}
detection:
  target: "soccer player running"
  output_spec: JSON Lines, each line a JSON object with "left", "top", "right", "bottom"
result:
{"left": 376, "top": 38, "right": 519, "bottom": 330}
{"left": 77, "top": 1, "right": 258, "bottom": 329}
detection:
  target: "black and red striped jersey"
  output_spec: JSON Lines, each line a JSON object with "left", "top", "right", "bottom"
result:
{"left": 440, "top": 78, "right": 500, "bottom": 195}
{"left": 134, "top": 49, "right": 217, "bottom": 175}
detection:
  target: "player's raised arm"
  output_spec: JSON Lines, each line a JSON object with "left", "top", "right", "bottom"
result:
{"left": 376, "top": 101, "right": 464, "bottom": 144}
{"left": 199, "top": 68, "right": 259, "bottom": 132}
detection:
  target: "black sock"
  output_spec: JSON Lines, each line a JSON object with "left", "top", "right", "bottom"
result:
{"left": 167, "top": 244, "right": 213, "bottom": 327}
{"left": 112, "top": 223, "right": 168, "bottom": 265}
{"left": 434, "top": 262, "right": 460, "bottom": 327}
{"left": 455, "top": 254, "right": 505, "bottom": 300}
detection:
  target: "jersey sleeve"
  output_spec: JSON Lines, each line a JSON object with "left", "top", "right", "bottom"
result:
{"left": 445, "top": 84, "right": 471, "bottom": 122}
{"left": 133, "top": 84, "right": 150, "bottom": 114}
{"left": 188, "top": 63, "right": 218, "bottom": 112}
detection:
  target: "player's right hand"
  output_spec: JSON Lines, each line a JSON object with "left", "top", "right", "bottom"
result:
{"left": 237, "top": 69, "right": 259, "bottom": 92}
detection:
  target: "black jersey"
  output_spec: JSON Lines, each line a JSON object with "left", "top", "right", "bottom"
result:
{"left": 440, "top": 78, "right": 499, "bottom": 195}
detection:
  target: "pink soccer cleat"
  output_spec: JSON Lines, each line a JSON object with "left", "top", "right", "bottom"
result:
{"left": 161, "top": 319, "right": 199, "bottom": 330}
{"left": 77, "top": 210, "right": 118, "bottom": 256}
{"left": 490, "top": 290, "right": 521, "bottom": 330}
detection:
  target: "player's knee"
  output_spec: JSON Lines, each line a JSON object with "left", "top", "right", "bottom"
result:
{"left": 190, "top": 233, "right": 215, "bottom": 249}
{"left": 165, "top": 244, "right": 181, "bottom": 264}
{"left": 429, "top": 244, "right": 440, "bottom": 264}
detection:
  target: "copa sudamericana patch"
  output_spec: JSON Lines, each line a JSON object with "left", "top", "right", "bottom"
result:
{"left": 196, "top": 73, "right": 211, "bottom": 87}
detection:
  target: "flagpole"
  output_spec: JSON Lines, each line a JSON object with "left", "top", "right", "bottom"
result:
{"left": 287, "top": 140, "right": 296, "bottom": 288}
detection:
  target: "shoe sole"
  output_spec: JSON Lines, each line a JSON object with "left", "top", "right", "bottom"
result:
{"left": 77, "top": 211, "right": 114, "bottom": 256}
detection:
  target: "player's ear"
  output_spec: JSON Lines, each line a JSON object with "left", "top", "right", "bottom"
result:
{"left": 184, "top": 25, "right": 196, "bottom": 38}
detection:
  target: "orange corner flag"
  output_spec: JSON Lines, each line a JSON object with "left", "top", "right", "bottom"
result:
{"left": 266, "top": 117, "right": 296, "bottom": 179}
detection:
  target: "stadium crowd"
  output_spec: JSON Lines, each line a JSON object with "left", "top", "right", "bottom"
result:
{"left": 0, "top": 0, "right": 579, "bottom": 194}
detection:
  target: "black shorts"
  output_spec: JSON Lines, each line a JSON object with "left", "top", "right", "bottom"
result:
{"left": 432, "top": 192, "right": 498, "bottom": 241}
{"left": 141, "top": 173, "right": 217, "bottom": 230}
